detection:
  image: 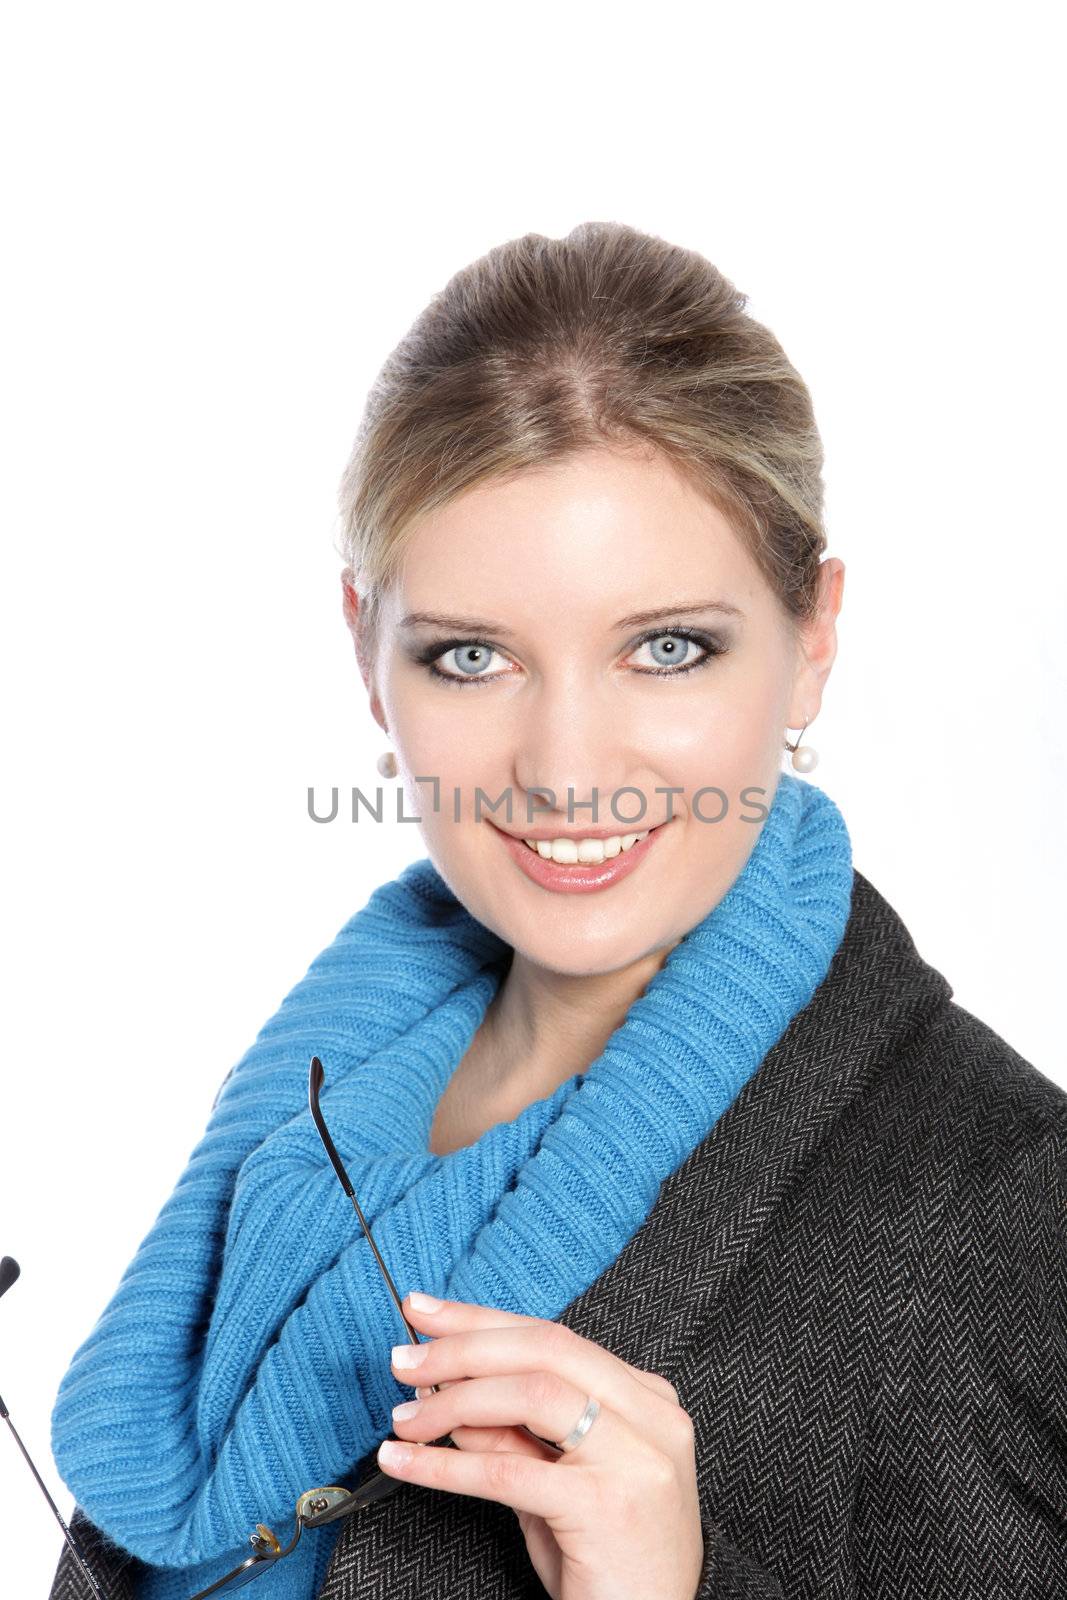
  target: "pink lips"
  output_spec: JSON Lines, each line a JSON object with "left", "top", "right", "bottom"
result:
{"left": 490, "top": 818, "right": 671, "bottom": 894}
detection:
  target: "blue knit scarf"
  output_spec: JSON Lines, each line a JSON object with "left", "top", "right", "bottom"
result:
{"left": 51, "top": 773, "right": 853, "bottom": 1600}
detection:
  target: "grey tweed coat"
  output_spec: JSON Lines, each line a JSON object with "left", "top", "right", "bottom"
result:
{"left": 50, "top": 867, "right": 1067, "bottom": 1599}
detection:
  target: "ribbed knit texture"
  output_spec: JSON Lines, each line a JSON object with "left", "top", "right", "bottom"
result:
{"left": 50, "top": 772, "right": 853, "bottom": 1600}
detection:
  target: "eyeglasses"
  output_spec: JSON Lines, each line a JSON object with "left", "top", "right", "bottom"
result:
{"left": 2, "top": 1055, "right": 461, "bottom": 1600}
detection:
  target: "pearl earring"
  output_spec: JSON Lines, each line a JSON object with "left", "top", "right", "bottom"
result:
{"left": 784, "top": 718, "right": 819, "bottom": 773}
{"left": 376, "top": 749, "right": 398, "bottom": 779}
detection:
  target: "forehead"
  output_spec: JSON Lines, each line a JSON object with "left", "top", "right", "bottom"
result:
{"left": 384, "top": 447, "right": 769, "bottom": 630}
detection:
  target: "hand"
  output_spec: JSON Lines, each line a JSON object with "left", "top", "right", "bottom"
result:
{"left": 379, "top": 1291, "right": 705, "bottom": 1600}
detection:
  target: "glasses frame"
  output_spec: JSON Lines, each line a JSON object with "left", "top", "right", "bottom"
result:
{"left": 10, "top": 1053, "right": 567, "bottom": 1598}
{"left": 2, "top": 1055, "right": 460, "bottom": 1600}
{"left": 183, "top": 1053, "right": 463, "bottom": 1598}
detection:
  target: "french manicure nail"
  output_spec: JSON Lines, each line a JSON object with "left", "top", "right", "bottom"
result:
{"left": 392, "top": 1342, "right": 427, "bottom": 1370}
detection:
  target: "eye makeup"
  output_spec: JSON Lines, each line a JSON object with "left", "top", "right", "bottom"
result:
{"left": 406, "top": 626, "right": 731, "bottom": 690}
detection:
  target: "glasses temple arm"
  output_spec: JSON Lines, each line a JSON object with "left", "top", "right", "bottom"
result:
{"left": 308, "top": 1055, "right": 556, "bottom": 1457}
{"left": 307, "top": 1056, "right": 421, "bottom": 1347}
{"left": 0, "top": 1389, "right": 112, "bottom": 1600}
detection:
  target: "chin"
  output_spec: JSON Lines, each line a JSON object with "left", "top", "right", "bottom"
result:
{"left": 497, "top": 905, "right": 675, "bottom": 978}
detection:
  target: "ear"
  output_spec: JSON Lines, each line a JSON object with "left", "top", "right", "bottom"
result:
{"left": 340, "top": 565, "right": 364, "bottom": 637}
{"left": 340, "top": 567, "right": 388, "bottom": 732}
{"left": 788, "top": 557, "right": 844, "bottom": 726}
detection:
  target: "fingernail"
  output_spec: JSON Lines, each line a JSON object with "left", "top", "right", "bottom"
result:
{"left": 392, "top": 1399, "right": 422, "bottom": 1421}
{"left": 391, "top": 1342, "right": 427, "bottom": 1370}
{"left": 378, "top": 1440, "right": 414, "bottom": 1468}
{"left": 415, "top": 1386, "right": 432, "bottom": 1400}
{"left": 408, "top": 1290, "right": 443, "bottom": 1312}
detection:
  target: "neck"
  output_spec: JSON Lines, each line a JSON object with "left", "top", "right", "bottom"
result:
{"left": 476, "top": 936, "right": 684, "bottom": 1098}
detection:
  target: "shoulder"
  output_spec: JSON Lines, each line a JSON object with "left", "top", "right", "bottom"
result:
{"left": 814, "top": 869, "right": 1067, "bottom": 1292}
{"left": 845, "top": 866, "right": 1067, "bottom": 1168}
{"left": 898, "top": 999, "right": 1067, "bottom": 1334}
{"left": 908, "top": 993, "right": 1067, "bottom": 1181}
{"left": 844, "top": 884, "right": 1067, "bottom": 1355}
{"left": 888, "top": 980, "right": 1067, "bottom": 1218}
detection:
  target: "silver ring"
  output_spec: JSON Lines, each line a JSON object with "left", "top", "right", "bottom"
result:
{"left": 556, "top": 1394, "right": 600, "bottom": 1453}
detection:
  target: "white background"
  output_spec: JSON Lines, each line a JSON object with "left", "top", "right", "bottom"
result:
{"left": 2, "top": 4, "right": 1064, "bottom": 1594}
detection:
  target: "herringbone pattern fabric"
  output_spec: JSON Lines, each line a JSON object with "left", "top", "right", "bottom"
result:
{"left": 50, "top": 1512, "right": 139, "bottom": 1600}
{"left": 50, "top": 869, "right": 1067, "bottom": 1599}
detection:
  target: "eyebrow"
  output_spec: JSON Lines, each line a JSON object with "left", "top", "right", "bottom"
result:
{"left": 398, "top": 599, "right": 745, "bottom": 636}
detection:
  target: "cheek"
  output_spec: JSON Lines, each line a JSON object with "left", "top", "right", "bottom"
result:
{"left": 647, "top": 686, "right": 780, "bottom": 799}
{"left": 395, "top": 676, "right": 503, "bottom": 761}
{"left": 404, "top": 732, "right": 506, "bottom": 826}
{"left": 388, "top": 674, "right": 483, "bottom": 770}
{"left": 395, "top": 712, "right": 510, "bottom": 853}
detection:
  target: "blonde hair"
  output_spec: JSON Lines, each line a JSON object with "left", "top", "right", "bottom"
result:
{"left": 335, "top": 220, "right": 827, "bottom": 663}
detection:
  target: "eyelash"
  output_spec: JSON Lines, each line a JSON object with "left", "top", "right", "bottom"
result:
{"left": 413, "top": 627, "right": 728, "bottom": 689}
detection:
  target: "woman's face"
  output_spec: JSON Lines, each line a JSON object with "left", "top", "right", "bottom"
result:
{"left": 345, "top": 445, "right": 840, "bottom": 977}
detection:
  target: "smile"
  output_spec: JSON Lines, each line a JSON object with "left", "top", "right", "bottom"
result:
{"left": 521, "top": 829, "right": 651, "bottom": 865}
{"left": 489, "top": 817, "right": 673, "bottom": 896}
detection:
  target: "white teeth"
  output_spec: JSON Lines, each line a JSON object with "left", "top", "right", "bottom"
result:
{"left": 523, "top": 830, "right": 650, "bottom": 865}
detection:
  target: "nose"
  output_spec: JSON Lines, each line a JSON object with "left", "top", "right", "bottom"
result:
{"left": 511, "top": 679, "right": 650, "bottom": 834}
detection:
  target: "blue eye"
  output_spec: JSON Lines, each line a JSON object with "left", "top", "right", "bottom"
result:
{"left": 627, "top": 630, "right": 716, "bottom": 675}
{"left": 414, "top": 628, "right": 728, "bottom": 688}
{"left": 425, "top": 642, "right": 512, "bottom": 685}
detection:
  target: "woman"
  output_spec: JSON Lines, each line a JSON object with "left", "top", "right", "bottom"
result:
{"left": 50, "top": 222, "right": 1067, "bottom": 1599}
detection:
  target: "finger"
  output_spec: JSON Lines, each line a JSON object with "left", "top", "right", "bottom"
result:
{"left": 420, "top": 1367, "right": 670, "bottom": 1409}
{"left": 400, "top": 1296, "right": 669, "bottom": 1410}
{"left": 401, "top": 1291, "right": 551, "bottom": 1333}
{"left": 393, "top": 1370, "right": 640, "bottom": 1464}
{"left": 376, "top": 1431, "right": 590, "bottom": 1522}
{"left": 631, "top": 1367, "right": 681, "bottom": 1404}
{"left": 391, "top": 1319, "right": 682, "bottom": 1454}
{"left": 412, "top": 1377, "right": 550, "bottom": 1458}
{"left": 404, "top": 1292, "right": 681, "bottom": 1408}
{"left": 415, "top": 1366, "right": 563, "bottom": 1462}
{"left": 402, "top": 1292, "right": 679, "bottom": 1404}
